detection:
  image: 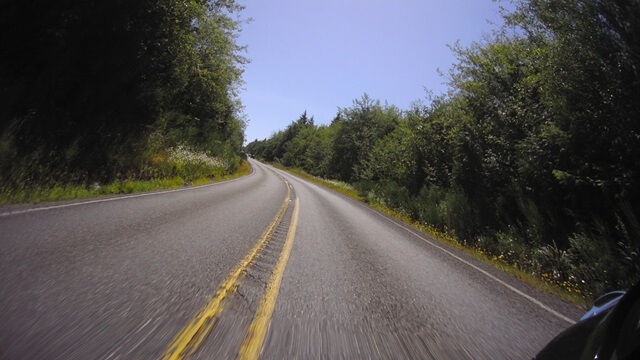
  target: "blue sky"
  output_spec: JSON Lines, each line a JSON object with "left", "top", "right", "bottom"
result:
{"left": 237, "top": 0, "right": 509, "bottom": 143}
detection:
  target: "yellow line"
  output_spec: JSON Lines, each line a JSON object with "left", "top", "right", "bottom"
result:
{"left": 238, "top": 197, "right": 300, "bottom": 360}
{"left": 160, "top": 184, "right": 292, "bottom": 360}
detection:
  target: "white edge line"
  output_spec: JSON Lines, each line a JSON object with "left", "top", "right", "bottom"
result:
{"left": 271, "top": 166, "right": 576, "bottom": 325}
{"left": 0, "top": 162, "right": 256, "bottom": 218}
{"left": 369, "top": 210, "right": 577, "bottom": 325}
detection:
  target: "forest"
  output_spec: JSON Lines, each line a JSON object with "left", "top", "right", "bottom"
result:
{"left": 1, "top": 0, "right": 248, "bottom": 198}
{"left": 246, "top": 0, "right": 640, "bottom": 297}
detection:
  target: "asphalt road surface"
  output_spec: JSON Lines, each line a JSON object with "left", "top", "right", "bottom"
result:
{"left": 0, "top": 160, "right": 583, "bottom": 359}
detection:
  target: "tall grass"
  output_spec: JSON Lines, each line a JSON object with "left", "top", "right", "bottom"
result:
{"left": 0, "top": 146, "right": 251, "bottom": 205}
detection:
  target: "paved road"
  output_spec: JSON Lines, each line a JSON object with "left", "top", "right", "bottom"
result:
{"left": 0, "top": 160, "right": 582, "bottom": 359}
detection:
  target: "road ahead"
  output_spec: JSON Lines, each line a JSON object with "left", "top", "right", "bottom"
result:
{"left": 0, "top": 160, "right": 582, "bottom": 359}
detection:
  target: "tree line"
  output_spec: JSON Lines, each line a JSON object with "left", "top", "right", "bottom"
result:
{"left": 1, "top": 0, "right": 248, "bottom": 187}
{"left": 246, "top": 0, "right": 640, "bottom": 296}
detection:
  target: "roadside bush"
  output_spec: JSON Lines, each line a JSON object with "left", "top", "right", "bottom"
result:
{"left": 445, "top": 190, "right": 478, "bottom": 240}
{"left": 534, "top": 241, "right": 572, "bottom": 280}
{"left": 353, "top": 180, "right": 376, "bottom": 199}
{"left": 372, "top": 180, "right": 411, "bottom": 211}
{"left": 413, "top": 186, "right": 479, "bottom": 240}
{"left": 566, "top": 232, "right": 615, "bottom": 296}
{"left": 415, "top": 185, "right": 447, "bottom": 229}
{"left": 491, "top": 228, "right": 533, "bottom": 267}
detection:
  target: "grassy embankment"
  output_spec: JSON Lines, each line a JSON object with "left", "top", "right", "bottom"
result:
{"left": 272, "top": 163, "right": 590, "bottom": 309}
{"left": 0, "top": 149, "right": 251, "bottom": 205}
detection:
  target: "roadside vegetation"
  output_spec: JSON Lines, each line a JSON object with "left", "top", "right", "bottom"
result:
{"left": 248, "top": 0, "right": 640, "bottom": 301}
{"left": 0, "top": 149, "right": 251, "bottom": 205}
{"left": 1, "top": 0, "right": 249, "bottom": 204}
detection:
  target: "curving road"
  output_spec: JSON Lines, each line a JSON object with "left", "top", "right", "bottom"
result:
{"left": 0, "top": 160, "right": 582, "bottom": 359}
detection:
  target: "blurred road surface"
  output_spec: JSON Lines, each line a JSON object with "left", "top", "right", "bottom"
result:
{"left": 0, "top": 160, "right": 582, "bottom": 359}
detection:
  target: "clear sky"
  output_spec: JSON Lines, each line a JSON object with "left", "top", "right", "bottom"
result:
{"left": 237, "top": 0, "right": 509, "bottom": 143}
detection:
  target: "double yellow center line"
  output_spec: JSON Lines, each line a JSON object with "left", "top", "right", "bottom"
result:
{"left": 161, "top": 180, "right": 299, "bottom": 360}
{"left": 238, "top": 196, "right": 299, "bottom": 359}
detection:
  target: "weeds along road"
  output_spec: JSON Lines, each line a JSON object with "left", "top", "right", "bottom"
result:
{"left": 0, "top": 159, "right": 583, "bottom": 359}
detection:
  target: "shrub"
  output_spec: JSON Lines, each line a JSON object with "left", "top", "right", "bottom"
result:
{"left": 445, "top": 189, "right": 478, "bottom": 240}
{"left": 373, "top": 179, "right": 410, "bottom": 211}
{"left": 415, "top": 185, "right": 447, "bottom": 229}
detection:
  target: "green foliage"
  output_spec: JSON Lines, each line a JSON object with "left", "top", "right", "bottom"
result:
{"left": 330, "top": 95, "right": 401, "bottom": 182}
{"left": 1, "top": 0, "right": 247, "bottom": 188}
{"left": 364, "top": 121, "right": 417, "bottom": 188}
{"left": 363, "top": 179, "right": 411, "bottom": 213}
{"left": 415, "top": 185, "right": 448, "bottom": 229}
{"left": 0, "top": 148, "right": 251, "bottom": 205}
